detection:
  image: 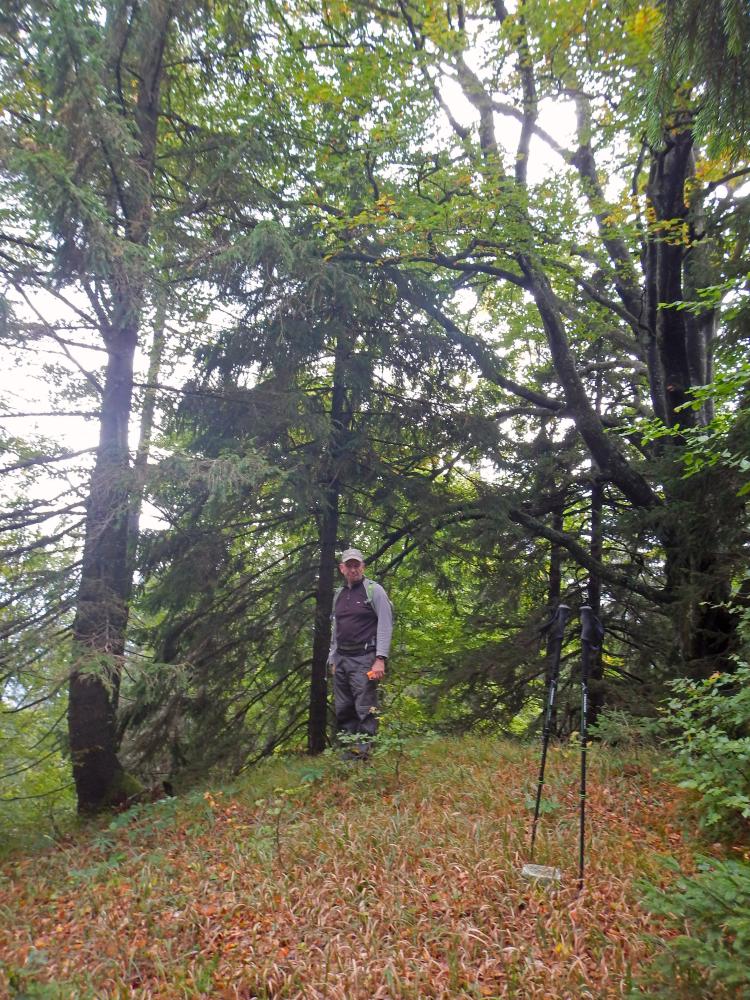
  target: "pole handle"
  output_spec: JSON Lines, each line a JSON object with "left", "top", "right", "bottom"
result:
{"left": 580, "top": 605, "right": 604, "bottom": 648}
{"left": 545, "top": 603, "right": 571, "bottom": 642}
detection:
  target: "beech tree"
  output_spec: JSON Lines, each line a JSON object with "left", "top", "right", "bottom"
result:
{"left": 300, "top": 0, "right": 749, "bottom": 680}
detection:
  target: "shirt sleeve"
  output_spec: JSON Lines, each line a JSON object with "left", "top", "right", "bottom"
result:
{"left": 328, "top": 595, "right": 337, "bottom": 663}
{"left": 369, "top": 582, "right": 393, "bottom": 658}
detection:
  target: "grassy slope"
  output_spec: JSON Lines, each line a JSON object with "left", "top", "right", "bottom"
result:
{"left": 0, "top": 736, "right": 697, "bottom": 999}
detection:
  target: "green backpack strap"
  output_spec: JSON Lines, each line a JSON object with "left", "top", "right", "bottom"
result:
{"left": 332, "top": 579, "right": 388, "bottom": 613}
{"left": 332, "top": 580, "right": 374, "bottom": 609}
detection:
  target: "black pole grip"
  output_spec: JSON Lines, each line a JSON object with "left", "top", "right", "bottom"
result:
{"left": 580, "top": 605, "right": 604, "bottom": 649}
{"left": 546, "top": 603, "right": 571, "bottom": 642}
{"left": 543, "top": 604, "right": 571, "bottom": 719}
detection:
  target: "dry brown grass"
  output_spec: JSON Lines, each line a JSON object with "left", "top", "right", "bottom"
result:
{"left": 0, "top": 736, "right": 695, "bottom": 998}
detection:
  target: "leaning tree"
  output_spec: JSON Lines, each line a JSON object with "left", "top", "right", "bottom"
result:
{"left": 298, "top": 0, "right": 750, "bottom": 684}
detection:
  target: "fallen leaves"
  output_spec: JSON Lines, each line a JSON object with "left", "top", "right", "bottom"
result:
{"left": 0, "top": 737, "right": 702, "bottom": 998}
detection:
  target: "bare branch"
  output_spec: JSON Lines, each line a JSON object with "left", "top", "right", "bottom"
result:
{"left": 0, "top": 447, "right": 97, "bottom": 476}
{"left": 11, "top": 285, "right": 104, "bottom": 395}
{"left": 508, "top": 506, "right": 667, "bottom": 604}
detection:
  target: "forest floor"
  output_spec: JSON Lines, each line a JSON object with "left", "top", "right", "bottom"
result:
{"left": 0, "top": 735, "right": 706, "bottom": 999}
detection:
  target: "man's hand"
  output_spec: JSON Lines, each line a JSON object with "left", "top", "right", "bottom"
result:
{"left": 368, "top": 657, "right": 386, "bottom": 681}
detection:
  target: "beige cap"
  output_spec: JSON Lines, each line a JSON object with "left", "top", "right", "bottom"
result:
{"left": 340, "top": 547, "right": 365, "bottom": 563}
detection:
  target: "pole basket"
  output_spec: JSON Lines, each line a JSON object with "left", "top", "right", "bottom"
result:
{"left": 521, "top": 863, "right": 562, "bottom": 884}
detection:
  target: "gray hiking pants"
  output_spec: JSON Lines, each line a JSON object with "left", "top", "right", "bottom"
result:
{"left": 331, "top": 650, "right": 379, "bottom": 738}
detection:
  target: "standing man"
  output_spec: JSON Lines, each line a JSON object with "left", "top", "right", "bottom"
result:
{"left": 328, "top": 547, "right": 393, "bottom": 754}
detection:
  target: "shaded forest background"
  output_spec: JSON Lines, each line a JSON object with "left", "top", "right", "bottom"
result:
{"left": 1, "top": 0, "right": 749, "bottom": 822}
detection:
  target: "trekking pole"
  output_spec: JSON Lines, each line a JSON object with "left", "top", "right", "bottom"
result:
{"left": 528, "top": 604, "right": 571, "bottom": 866}
{"left": 578, "top": 604, "right": 604, "bottom": 891}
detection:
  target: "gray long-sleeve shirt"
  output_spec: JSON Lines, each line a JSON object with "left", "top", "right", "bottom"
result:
{"left": 328, "top": 578, "right": 393, "bottom": 663}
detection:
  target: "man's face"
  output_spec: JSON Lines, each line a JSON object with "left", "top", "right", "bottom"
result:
{"left": 339, "top": 558, "right": 365, "bottom": 586}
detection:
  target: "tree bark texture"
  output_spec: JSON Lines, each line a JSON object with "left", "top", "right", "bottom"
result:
{"left": 307, "top": 330, "right": 350, "bottom": 754}
{"left": 69, "top": 340, "right": 137, "bottom": 808}
{"left": 643, "top": 128, "right": 737, "bottom": 673}
{"left": 643, "top": 129, "right": 705, "bottom": 428}
{"left": 69, "top": 0, "right": 173, "bottom": 812}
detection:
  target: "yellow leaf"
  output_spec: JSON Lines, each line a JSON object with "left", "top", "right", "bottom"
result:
{"left": 630, "top": 5, "right": 661, "bottom": 37}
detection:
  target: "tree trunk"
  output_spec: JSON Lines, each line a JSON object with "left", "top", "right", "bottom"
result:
{"left": 644, "top": 127, "right": 738, "bottom": 675}
{"left": 643, "top": 128, "right": 701, "bottom": 428}
{"left": 307, "top": 330, "right": 350, "bottom": 753}
{"left": 307, "top": 502, "right": 340, "bottom": 755}
{"left": 533, "top": 122, "right": 739, "bottom": 678}
{"left": 68, "top": 0, "right": 172, "bottom": 811}
{"left": 69, "top": 333, "right": 137, "bottom": 809}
